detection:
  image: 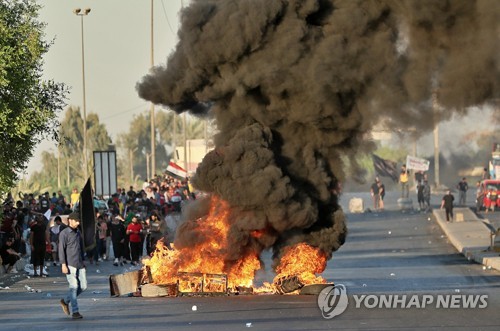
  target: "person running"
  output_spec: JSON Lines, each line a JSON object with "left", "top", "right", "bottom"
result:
{"left": 58, "top": 212, "right": 87, "bottom": 319}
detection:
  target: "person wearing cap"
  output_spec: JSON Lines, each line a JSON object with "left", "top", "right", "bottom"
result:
{"left": 126, "top": 214, "right": 143, "bottom": 266}
{"left": 0, "top": 236, "right": 21, "bottom": 273}
{"left": 58, "top": 212, "right": 86, "bottom": 319}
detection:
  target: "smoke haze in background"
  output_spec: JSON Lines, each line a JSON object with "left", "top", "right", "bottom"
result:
{"left": 137, "top": 0, "right": 499, "bottom": 267}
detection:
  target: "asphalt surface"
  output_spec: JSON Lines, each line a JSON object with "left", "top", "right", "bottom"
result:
{"left": 0, "top": 190, "right": 499, "bottom": 330}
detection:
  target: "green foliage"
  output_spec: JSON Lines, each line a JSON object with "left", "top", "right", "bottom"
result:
{"left": 11, "top": 104, "right": 207, "bottom": 194}
{"left": 0, "top": 0, "right": 67, "bottom": 197}
{"left": 10, "top": 106, "right": 113, "bottom": 196}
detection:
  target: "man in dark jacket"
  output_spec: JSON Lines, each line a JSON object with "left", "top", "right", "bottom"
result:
{"left": 440, "top": 190, "right": 455, "bottom": 222}
{"left": 58, "top": 212, "right": 86, "bottom": 319}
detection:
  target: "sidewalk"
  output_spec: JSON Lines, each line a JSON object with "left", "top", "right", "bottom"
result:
{"left": 433, "top": 207, "right": 500, "bottom": 272}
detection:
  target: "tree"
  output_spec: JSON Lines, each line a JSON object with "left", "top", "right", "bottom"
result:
{"left": 15, "top": 106, "right": 114, "bottom": 195}
{"left": 56, "top": 106, "right": 113, "bottom": 186}
{"left": 116, "top": 131, "right": 139, "bottom": 187}
{"left": 0, "top": 0, "right": 67, "bottom": 197}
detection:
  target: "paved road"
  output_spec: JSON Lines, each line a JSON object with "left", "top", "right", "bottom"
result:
{"left": 1, "top": 190, "right": 499, "bottom": 330}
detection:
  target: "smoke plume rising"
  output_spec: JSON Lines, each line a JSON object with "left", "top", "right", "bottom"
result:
{"left": 137, "top": 0, "right": 499, "bottom": 269}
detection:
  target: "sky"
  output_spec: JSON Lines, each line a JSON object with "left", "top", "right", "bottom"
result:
{"left": 25, "top": 0, "right": 498, "bottom": 181}
{"left": 26, "top": 0, "right": 185, "bottom": 176}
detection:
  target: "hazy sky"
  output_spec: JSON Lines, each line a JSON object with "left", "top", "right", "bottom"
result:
{"left": 26, "top": 0, "right": 184, "bottom": 176}
{"left": 25, "top": 0, "right": 497, "bottom": 180}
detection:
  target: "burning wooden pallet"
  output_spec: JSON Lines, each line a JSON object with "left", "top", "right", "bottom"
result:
{"left": 110, "top": 269, "right": 329, "bottom": 297}
{"left": 177, "top": 272, "right": 228, "bottom": 296}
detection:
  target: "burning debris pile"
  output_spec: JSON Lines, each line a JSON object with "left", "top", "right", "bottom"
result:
{"left": 136, "top": 0, "right": 499, "bottom": 293}
{"left": 142, "top": 197, "right": 327, "bottom": 294}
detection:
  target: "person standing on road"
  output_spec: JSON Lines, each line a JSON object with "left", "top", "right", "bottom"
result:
{"left": 58, "top": 212, "right": 86, "bottom": 319}
{"left": 456, "top": 177, "right": 468, "bottom": 206}
{"left": 370, "top": 178, "right": 380, "bottom": 210}
{"left": 49, "top": 216, "right": 66, "bottom": 266}
{"left": 422, "top": 180, "right": 431, "bottom": 211}
{"left": 110, "top": 215, "right": 126, "bottom": 266}
{"left": 475, "top": 180, "right": 484, "bottom": 211}
{"left": 399, "top": 165, "right": 409, "bottom": 198}
{"left": 126, "top": 215, "right": 143, "bottom": 266}
{"left": 29, "top": 215, "right": 48, "bottom": 277}
{"left": 440, "top": 190, "right": 455, "bottom": 222}
{"left": 417, "top": 183, "right": 425, "bottom": 210}
{"left": 377, "top": 180, "right": 385, "bottom": 211}
{"left": 482, "top": 167, "right": 491, "bottom": 180}
{"left": 147, "top": 212, "right": 167, "bottom": 255}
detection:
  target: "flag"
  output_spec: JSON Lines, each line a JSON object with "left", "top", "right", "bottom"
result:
{"left": 43, "top": 208, "right": 52, "bottom": 221}
{"left": 165, "top": 161, "right": 188, "bottom": 180}
{"left": 78, "top": 178, "right": 96, "bottom": 251}
{"left": 406, "top": 155, "right": 430, "bottom": 171}
{"left": 372, "top": 154, "right": 399, "bottom": 182}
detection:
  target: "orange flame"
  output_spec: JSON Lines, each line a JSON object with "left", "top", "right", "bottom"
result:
{"left": 143, "top": 195, "right": 261, "bottom": 289}
{"left": 143, "top": 196, "right": 327, "bottom": 292}
{"left": 273, "top": 243, "right": 327, "bottom": 285}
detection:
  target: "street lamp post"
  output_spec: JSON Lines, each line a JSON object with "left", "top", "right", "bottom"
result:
{"left": 74, "top": 7, "right": 91, "bottom": 182}
{"left": 150, "top": 0, "right": 156, "bottom": 180}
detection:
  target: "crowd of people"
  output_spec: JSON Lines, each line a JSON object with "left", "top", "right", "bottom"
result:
{"left": 369, "top": 164, "right": 483, "bottom": 217}
{"left": 0, "top": 172, "right": 195, "bottom": 275}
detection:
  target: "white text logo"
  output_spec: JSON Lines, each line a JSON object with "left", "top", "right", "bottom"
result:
{"left": 317, "top": 284, "right": 348, "bottom": 319}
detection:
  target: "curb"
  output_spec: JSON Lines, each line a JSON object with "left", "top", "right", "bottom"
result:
{"left": 433, "top": 208, "right": 500, "bottom": 272}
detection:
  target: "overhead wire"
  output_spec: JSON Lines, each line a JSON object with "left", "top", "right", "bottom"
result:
{"left": 160, "top": 0, "right": 176, "bottom": 36}
{"left": 100, "top": 103, "right": 149, "bottom": 120}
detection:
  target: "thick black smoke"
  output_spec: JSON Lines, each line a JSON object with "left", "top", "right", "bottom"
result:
{"left": 137, "top": 0, "right": 499, "bottom": 268}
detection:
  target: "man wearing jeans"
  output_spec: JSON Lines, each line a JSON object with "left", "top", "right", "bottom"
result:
{"left": 58, "top": 212, "right": 87, "bottom": 319}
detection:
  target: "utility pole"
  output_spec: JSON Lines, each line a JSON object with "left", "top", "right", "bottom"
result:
{"left": 74, "top": 8, "right": 91, "bottom": 182}
{"left": 146, "top": 153, "right": 151, "bottom": 182}
{"left": 57, "top": 146, "right": 61, "bottom": 189}
{"left": 129, "top": 148, "right": 136, "bottom": 185}
{"left": 173, "top": 114, "right": 177, "bottom": 161}
{"left": 432, "top": 90, "right": 440, "bottom": 187}
{"left": 67, "top": 159, "right": 70, "bottom": 187}
{"left": 150, "top": 0, "right": 156, "bottom": 179}
{"left": 183, "top": 113, "right": 187, "bottom": 171}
